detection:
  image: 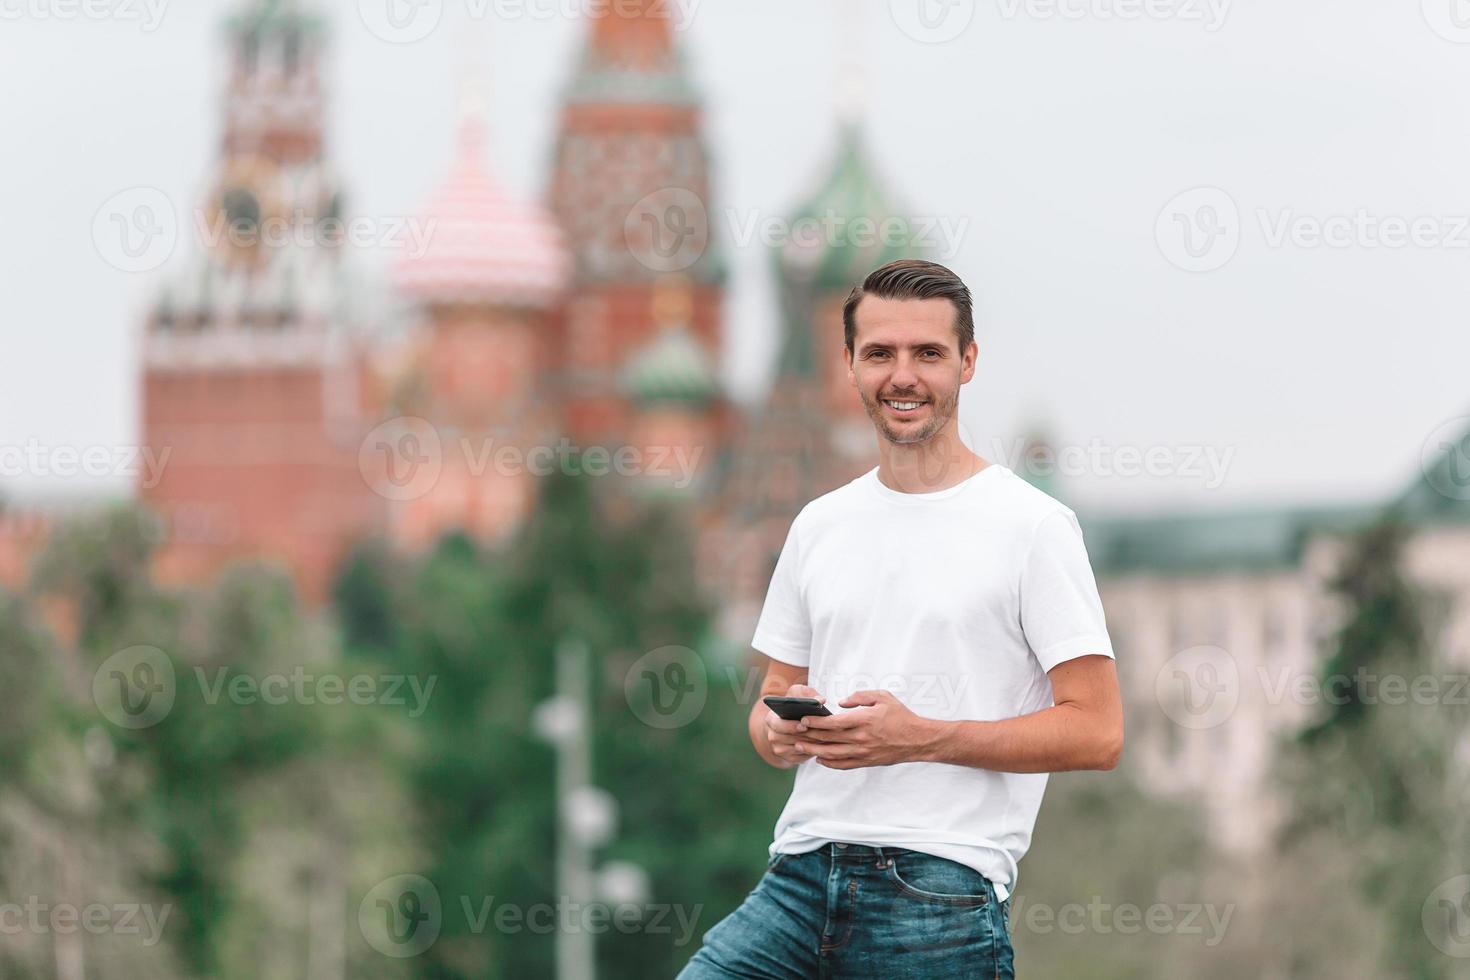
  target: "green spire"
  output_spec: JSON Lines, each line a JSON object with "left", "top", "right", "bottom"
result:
{"left": 228, "top": 0, "right": 324, "bottom": 35}
{"left": 778, "top": 122, "right": 922, "bottom": 293}
{"left": 772, "top": 122, "right": 925, "bottom": 381}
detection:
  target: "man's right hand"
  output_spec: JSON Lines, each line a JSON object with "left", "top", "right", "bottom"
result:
{"left": 764, "top": 684, "right": 826, "bottom": 766}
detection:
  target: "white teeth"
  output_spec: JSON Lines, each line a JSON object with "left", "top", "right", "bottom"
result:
{"left": 886, "top": 401, "right": 922, "bottom": 410}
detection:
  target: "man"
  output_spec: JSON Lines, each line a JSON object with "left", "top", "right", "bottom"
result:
{"left": 677, "top": 260, "right": 1123, "bottom": 979}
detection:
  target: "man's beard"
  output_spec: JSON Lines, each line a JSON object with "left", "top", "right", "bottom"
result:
{"left": 859, "top": 382, "right": 960, "bottom": 447}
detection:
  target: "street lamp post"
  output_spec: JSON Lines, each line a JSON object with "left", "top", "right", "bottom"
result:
{"left": 533, "top": 637, "right": 650, "bottom": 980}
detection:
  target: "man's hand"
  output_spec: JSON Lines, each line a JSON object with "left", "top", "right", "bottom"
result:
{"left": 791, "top": 690, "right": 938, "bottom": 770}
{"left": 763, "top": 683, "right": 826, "bottom": 767}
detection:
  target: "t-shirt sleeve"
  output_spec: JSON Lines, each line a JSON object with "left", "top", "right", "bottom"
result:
{"left": 749, "top": 515, "right": 812, "bottom": 668}
{"left": 1019, "top": 509, "right": 1116, "bottom": 673}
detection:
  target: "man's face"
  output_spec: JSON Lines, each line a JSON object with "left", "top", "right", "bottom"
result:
{"left": 845, "top": 295, "right": 976, "bottom": 446}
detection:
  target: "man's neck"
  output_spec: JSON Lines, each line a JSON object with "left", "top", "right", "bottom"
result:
{"left": 875, "top": 429, "right": 989, "bottom": 494}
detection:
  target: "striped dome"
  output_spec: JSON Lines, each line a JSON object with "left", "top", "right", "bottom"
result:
{"left": 397, "top": 118, "right": 569, "bottom": 309}
{"left": 620, "top": 324, "right": 719, "bottom": 405}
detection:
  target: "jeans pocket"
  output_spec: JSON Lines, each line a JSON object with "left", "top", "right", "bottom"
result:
{"left": 884, "top": 852, "right": 991, "bottom": 907}
{"left": 766, "top": 852, "right": 791, "bottom": 874}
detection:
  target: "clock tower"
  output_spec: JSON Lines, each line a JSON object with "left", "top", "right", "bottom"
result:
{"left": 140, "top": 0, "right": 383, "bottom": 602}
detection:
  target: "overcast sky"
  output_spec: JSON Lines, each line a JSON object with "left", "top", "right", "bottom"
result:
{"left": 1, "top": 0, "right": 1466, "bottom": 514}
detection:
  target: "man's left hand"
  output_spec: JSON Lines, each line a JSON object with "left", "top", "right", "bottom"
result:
{"left": 793, "top": 690, "right": 939, "bottom": 769}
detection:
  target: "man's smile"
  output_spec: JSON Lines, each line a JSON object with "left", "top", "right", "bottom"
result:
{"left": 883, "top": 398, "right": 928, "bottom": 416}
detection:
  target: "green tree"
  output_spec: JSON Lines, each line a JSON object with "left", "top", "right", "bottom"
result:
{"left": 20, "top": 504, "right": 416, "bottom": 979}
{"left": 1275, "top": 516, "right": 1467, "bottom": 980}
{"left": 346, "top": 465, "right": 794, "bottom": 979}
{"left": 3, "top": 507, "right": 183, "bottom": 979}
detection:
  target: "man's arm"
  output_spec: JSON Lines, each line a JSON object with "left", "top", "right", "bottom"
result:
{"left": 747, "top": 653, "right": 816, "bottom": 770}
{"left": 795, "top": 655, "right": 1124, "bottom": 773}
{"left": 920, "top": 654, "right": 1124, "bottom": 772}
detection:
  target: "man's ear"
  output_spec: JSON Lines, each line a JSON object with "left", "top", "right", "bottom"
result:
{"left": 960, "top": 341, "right": 978, "bottom": 384}
{"left": 845, "top": 347, "right": 857, "bottom": 386}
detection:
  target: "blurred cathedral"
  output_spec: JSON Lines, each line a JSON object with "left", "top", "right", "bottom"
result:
{"left": 124, "top": 0, "right": 910, "bottom": 626}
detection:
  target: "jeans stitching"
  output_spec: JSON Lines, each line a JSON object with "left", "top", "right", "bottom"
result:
{"left": 820, "top": 851, "right": 842, "bottom": 957}
{"left": 993, "top": 919, "right": 999, "bottom": 980}
{"left": 884, "top": 856, "right": 991, "bottom": 907}
{"left": 820, "top": 878, "right": 859, "bottom": 952}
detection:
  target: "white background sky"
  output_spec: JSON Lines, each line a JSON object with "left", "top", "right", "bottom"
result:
{"left": 1, "top": 0, "right": 1466, "bottom": 514}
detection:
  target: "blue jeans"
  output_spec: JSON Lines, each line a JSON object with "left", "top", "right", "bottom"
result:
{"left": 676, "top": 843, "right": 1015, "bottom": 979}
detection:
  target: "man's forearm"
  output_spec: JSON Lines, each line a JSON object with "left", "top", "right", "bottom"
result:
{"left": 915, "top": 702, "right": 1123, "bottom": 773}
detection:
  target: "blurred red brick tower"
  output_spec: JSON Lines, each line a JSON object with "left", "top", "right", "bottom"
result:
{"left": 139, "top": 0, "right": 383, "bottom": 602}
{"left": 618, "top": 276, "right": 723, "bottom": 497}
{"left": 547, "top": 0, "right": 727, "bottom": 446}
{"left": 389, "top": 95, "right": 571, "bottom": 548}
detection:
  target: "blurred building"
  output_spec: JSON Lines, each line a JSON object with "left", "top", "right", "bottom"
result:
{"left": 131, "top": 0, "right": 746, "bottom": 601}
{"left": 1085, "top": 436, "right": 1470, "bottom": 857}
{"left": 139, "top": 0, "right": 384, "bottom": 602}
{"left": 389, "top": 96, "right": 569, "bottom": 550}
{"left": 545, "top": 1, "right": 730, "bottom": 449}
{"left": 124, "top": 0, "right": 911, "bottom": 609}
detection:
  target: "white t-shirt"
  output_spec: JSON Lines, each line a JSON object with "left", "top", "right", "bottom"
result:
{"left": 750, "top": 462, "right": 1115, "bottom": 901}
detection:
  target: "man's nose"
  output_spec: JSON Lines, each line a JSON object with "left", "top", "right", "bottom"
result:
{"left": 889, "top": 355, "right": 920, "bottom": 388}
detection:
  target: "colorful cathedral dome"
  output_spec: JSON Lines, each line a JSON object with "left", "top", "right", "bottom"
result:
{"left": 619, "top": 279, "right": 719, "bottom": 405}
{"left": 396, "top": 113, "right": 570, "bottom": 310}
{"left": 778, "top": 121, "right": 920, "bottom": 292}
{"left": 620, "top": 324, "right": 720, "bottom": 405}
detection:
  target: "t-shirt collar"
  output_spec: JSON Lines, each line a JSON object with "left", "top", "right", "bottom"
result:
{"left": 865, "top": 461, "right": 1007, "bottom": 504}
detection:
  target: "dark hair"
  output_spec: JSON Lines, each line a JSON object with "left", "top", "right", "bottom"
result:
{"left": 841, "top": 259, "right": 974, "bottom": 356}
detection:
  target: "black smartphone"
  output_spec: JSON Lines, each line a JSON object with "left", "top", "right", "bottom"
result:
{"left": 762, "top": 695, "right": 832, "bottom": 721}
